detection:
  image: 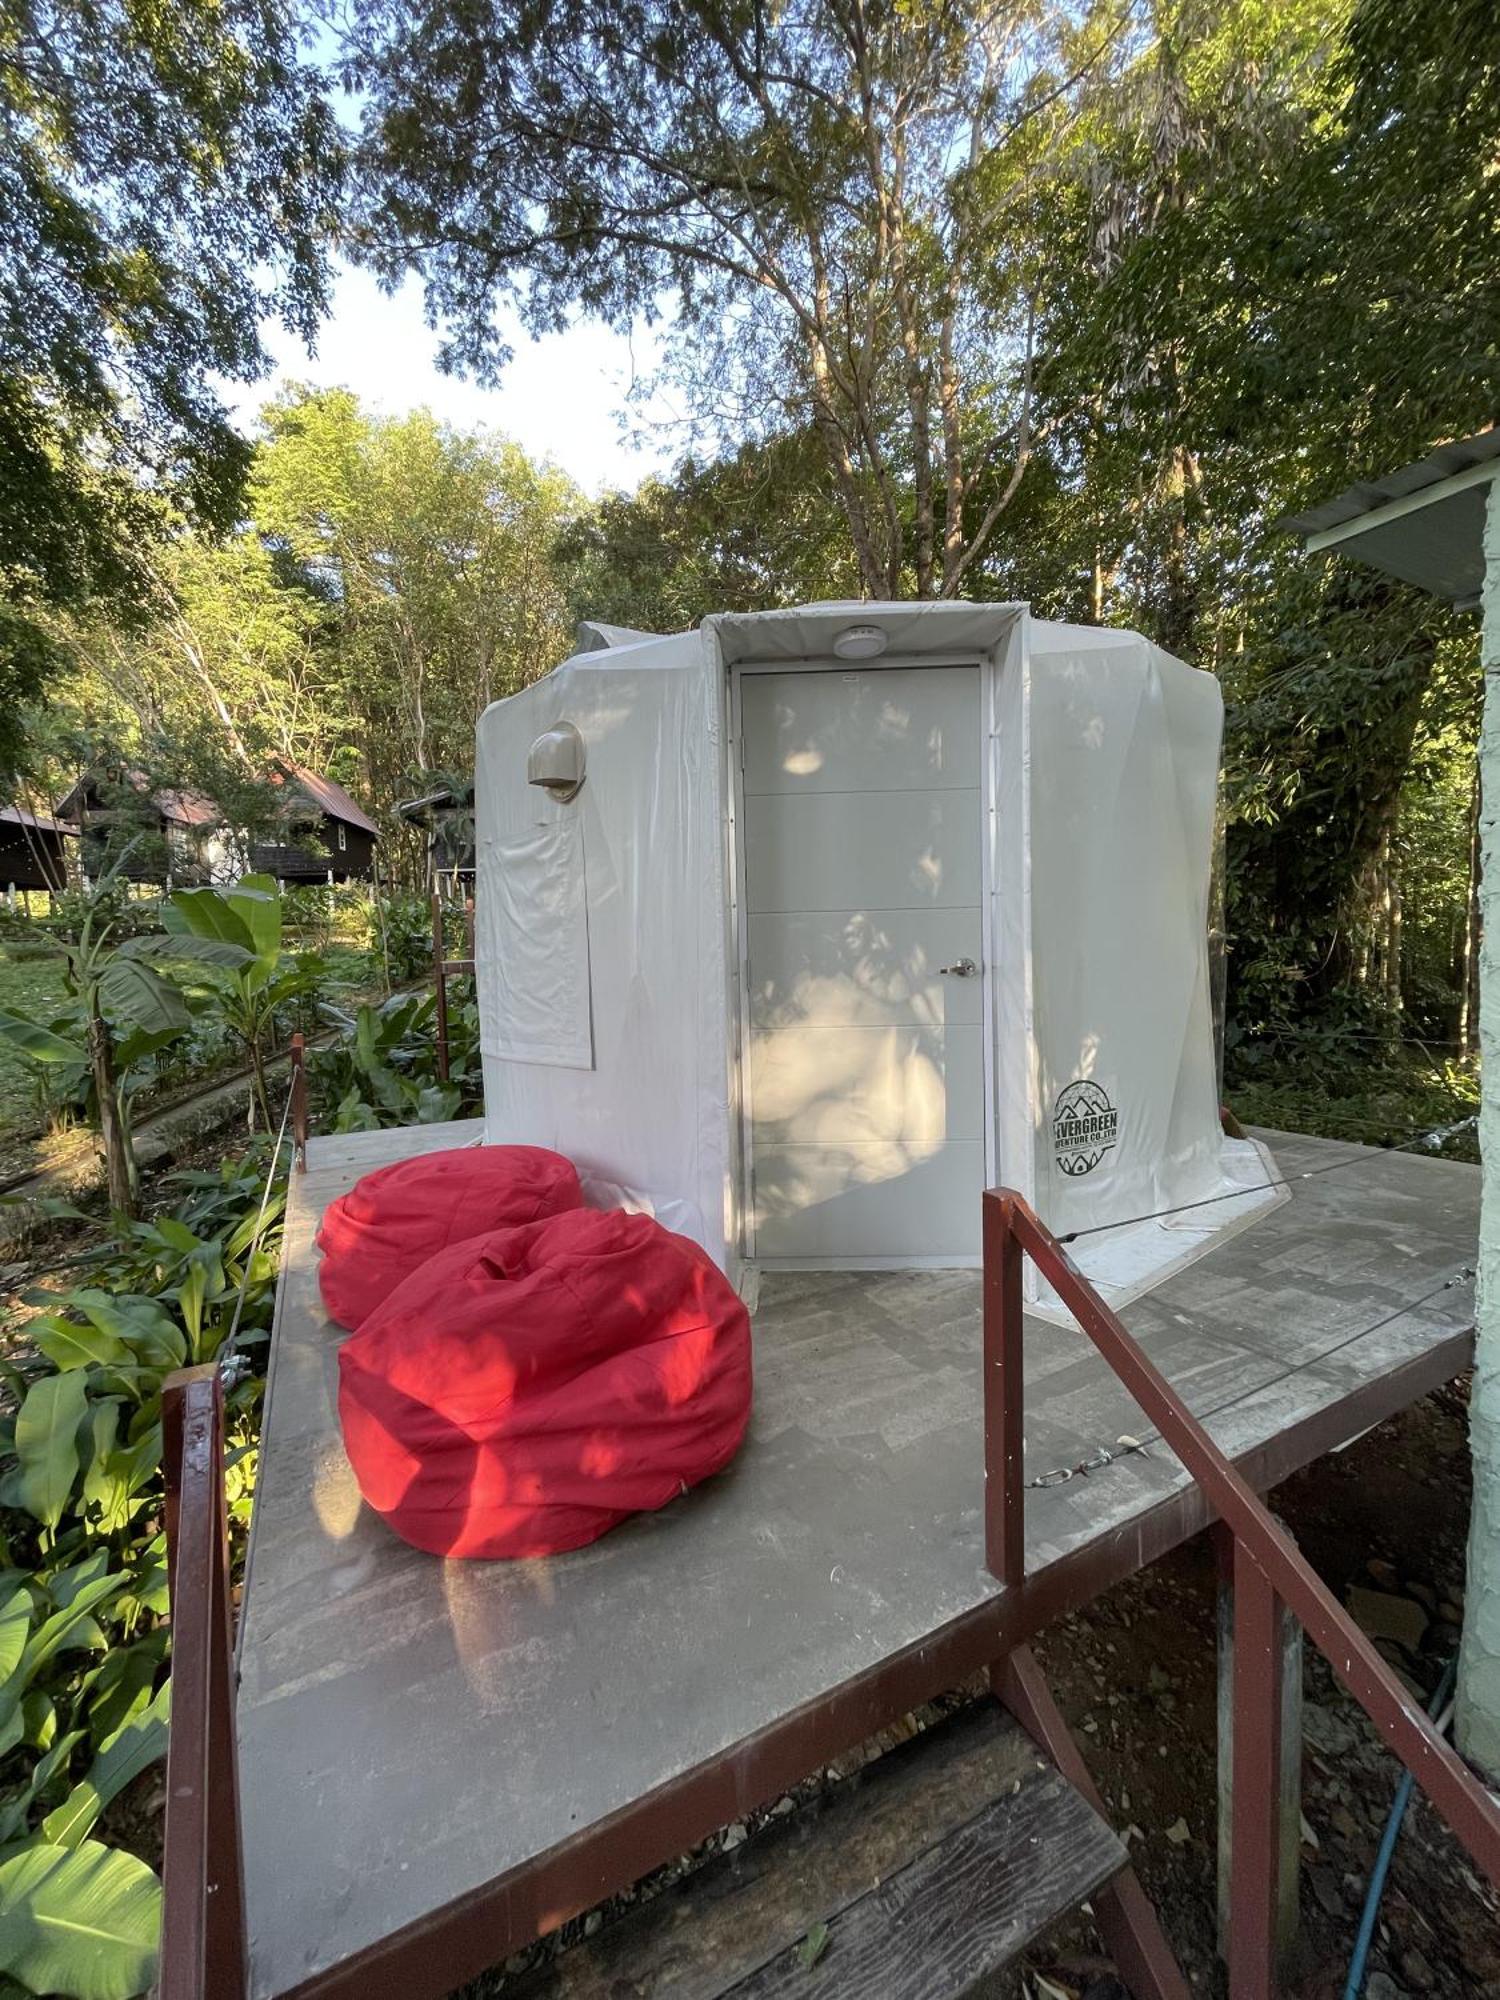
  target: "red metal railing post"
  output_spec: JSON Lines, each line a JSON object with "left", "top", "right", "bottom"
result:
{"left": 1228, "top": 1539, "right": 1283, "bottom": 2000}
{"left": 432, "top": 890, "right": 451, "bottom": 1083}
{"left": 289, "top": 1031, "right": 307, "bottom": 1173}
{"left": 162, "top": 1367, "right": 249, "bottom": 2000}
{"left": 982, "top": 1190, "right": 1026, "bottom": 1587}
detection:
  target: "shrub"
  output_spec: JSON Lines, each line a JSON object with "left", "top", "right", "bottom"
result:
{"left": 309, "top": 988, "right": 482, "bottom": 1131}
{"left": 0, "top": 1147, "right": 284, "bottom": 1999}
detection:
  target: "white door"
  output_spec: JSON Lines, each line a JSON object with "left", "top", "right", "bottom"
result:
{"left": 740, "top": 665, "right": 985, "bottom": 1263}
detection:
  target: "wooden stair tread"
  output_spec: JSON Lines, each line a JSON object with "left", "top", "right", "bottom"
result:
{"left": 510, "top": 1698, "right": 1127, "bottom": 2000}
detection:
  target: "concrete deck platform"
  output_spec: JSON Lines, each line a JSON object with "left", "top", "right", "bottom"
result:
{"left": 237, "top": 1125, "right": 1478, "bottom": 2000}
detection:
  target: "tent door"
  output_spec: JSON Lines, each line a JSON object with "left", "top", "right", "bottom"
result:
{"left": 739, "top": 663, "right": 985, "bottom": 1264}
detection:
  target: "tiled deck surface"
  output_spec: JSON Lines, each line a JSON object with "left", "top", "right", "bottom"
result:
{"left": 238, "top": 1124, "right": 1478, "bottom": 1998}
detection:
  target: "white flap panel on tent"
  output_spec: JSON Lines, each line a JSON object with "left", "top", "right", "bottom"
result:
{"left": 480, "top": 818, "right": 593, "bottom": 1068}
{"left": 1021, "top": 625, "right": 1226, "bottom": 1240}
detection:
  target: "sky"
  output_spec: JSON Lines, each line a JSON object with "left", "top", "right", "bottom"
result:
{"left": 221, "top": 261, "right": 680, "bottom": 498}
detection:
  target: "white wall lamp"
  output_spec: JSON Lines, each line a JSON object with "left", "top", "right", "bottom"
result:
{"left": 527, "top": 721, "right": 586, "bottom": 801}
{"left": 832, "top": 624, "right": 889, "bottom": 661}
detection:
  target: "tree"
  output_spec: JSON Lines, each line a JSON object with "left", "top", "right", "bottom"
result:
{"left": 0, "top": 0, "right": 342, "bottom": 763}
{"left": 250, "top": 388, "right": 580, "bottom": 871}
{"left": 344, "top": 0, "right": 1131, "bottom": 599}
{"left": 558, "top": 431, "right": 860, "bottom": 632}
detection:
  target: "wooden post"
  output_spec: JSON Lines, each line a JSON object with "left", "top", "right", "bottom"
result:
{"left": 432, "top": 891, "right": 451, "bottom": 1083}
{"left": 289, "top": 1032, "right": 308, "bottom": 1173}
{"left": 161, "top": 1368, "right": 249, "bottom": 2000}
{"left": 982, "top": 1191, "right": 1025, "bottom": 1587}
{"left": 1224, "top": 1537, "right": 1292, "bottom": 1999}
{"left": 1217, "top": 1526, "right": 1302, "bottom": 1985}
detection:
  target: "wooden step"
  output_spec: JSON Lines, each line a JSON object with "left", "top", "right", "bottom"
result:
{"left": 509, "top": 1698, "right": 1128, "bottom": 2000}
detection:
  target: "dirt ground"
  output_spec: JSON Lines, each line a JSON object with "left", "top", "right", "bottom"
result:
{"left": 470, "top": 1377, "right": 1498, "bottom": 2000}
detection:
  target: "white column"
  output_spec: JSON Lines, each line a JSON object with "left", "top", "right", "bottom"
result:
{"left": 1459, "top": 474, "right": 1500, "bottom": 1778}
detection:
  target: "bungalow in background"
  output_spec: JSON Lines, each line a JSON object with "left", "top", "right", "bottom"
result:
{"left": 251, "top": 766, "right": 379, "bottom": 885}
{"left": 55, "top": 773, "right": 224, "bottom": 885}
{"left": 0, "top": 806, "right": 76, "bottom": 899}
{"left": 395, "top": 780, "right": 474, "bottom": 889}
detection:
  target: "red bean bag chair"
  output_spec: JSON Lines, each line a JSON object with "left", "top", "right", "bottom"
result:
{"left": 336, "top": 1207, "right": 753, "bottom": 1558}
{"left": 317, "top": 1145, "right": 583, "bottom": 1332}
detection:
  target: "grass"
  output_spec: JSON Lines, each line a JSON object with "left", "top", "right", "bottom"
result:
{"left": 0, "top": 948, "right": 74, "bottom": 1133}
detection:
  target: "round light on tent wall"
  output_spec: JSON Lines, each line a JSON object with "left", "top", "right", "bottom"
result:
{"left": 527, "top": 721, "right": 586, "bottom": 801}
{"left": 832, "top": 623, "right": 888, "bottom": 661}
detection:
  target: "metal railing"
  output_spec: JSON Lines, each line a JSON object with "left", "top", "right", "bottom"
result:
{"left": 983, "top": 1187, "right": 1500, "bottom": 1999}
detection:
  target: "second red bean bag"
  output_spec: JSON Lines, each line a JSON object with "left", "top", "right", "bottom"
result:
{"left": 336, "top": 1206, "right": 753, "bottom": 1558}
{"left": 316, "top": 1144, "right": 583, "bottom": 1331}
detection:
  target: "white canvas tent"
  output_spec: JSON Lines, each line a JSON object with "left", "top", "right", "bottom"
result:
{"left": 474, "top": 600, "right": 1280, "bottom": 1308}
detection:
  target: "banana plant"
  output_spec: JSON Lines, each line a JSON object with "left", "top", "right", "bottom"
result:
{"left": 163, "top": 874, "right": 321, "bottom": 1131}
{"left": 0, "top": 849, "right": 250, "bottom": 1216}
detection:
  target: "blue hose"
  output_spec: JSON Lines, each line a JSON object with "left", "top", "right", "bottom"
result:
{"left": 1341, "top": 1656, "right": 1457, "bottom": 2000}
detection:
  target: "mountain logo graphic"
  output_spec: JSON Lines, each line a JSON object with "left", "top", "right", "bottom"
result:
{"left": 1052, "top": 1079, "right": 1118, "bottom": 1178}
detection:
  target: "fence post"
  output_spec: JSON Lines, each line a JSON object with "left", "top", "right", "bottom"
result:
{"left": 289, "top": 1032, "right": 307, "bottom": 1174}
{"left": 982, "top": 1190, "right": 1026, "bottom": 1587}
{"left": 432, "top": 890, "right": 451, "bottom": 1083}
{"left": 1218, "top": 1524, "right": 1302, "bottom": 1982}
{"left": 161, "top": 1367, "right": 249, "bottom": 2000}
{"left": 1227, "top": 1536, "right": 1285, "bottom": 2000}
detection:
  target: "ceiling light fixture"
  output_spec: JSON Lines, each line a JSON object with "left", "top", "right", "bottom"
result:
{"left": 832, "top": 624, "right": 888, "bottom": 661}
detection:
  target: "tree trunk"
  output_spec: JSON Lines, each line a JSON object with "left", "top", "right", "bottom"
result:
{"left": 1458, "top": 475, "right": 1500, "bottom": 1779}
{"left": 87, "top": 1007, "right": 135, "bottom": 1218}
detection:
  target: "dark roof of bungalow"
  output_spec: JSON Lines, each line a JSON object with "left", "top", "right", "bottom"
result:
{"left": 0, "top": 806, "right": 75, "bottom": 836}
{"left": 270, "top": 765, "right": 379, "bottom": 838}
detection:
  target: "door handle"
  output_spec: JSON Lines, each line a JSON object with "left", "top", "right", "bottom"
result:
{"left": 939, "top": 958, "right": 978, "bottom": 977}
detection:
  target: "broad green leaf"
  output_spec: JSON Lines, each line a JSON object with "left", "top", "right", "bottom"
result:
{"left": 21, "top": 1690, "right": 55, "bottom": 1753}
{"left": 115, "top": 933, "right": 252, "bottom": 970}
{"left": 0, "top": 1841, "right": 160, "bottom": 2000}
{"left": 226, "top": 874, "right": 281, "bottom": 962}
{"left": 20, "top": 1575, "right": 125, "bottom": 1682}
{"left": 166, "top": 886, "right": 255, "bottom": 954}
{"left": 149, "top": 1218, "right": 201, "bottom": 1255}
{"left": 177, "top": 1261, "right": 205, "bottom": 1354}
{"left": 85, "top": 1638, "right": 166, "bottom": 1747}
{"left": 47, "top": 1552, "right": 110, "bottom": 1611}
{"left": 42, "top": 1685, "right": 170, "bottom": 1849}
{"left": 96, "top": 958, "right": 190, "bottom": 1035}
{"left": 13, "top": 1373, "right": 87, "bottom": 1528}
{"left": 81, "top": 1405, "right": 125, "bottom": 1530}
{"left": 29, "top": 1316, "right": 127, "bottom": 1372}
{"left": 0, "top": 1010, "right": 86, "bottom": 1065}
{"left": 0, "top": 1575, "right": 125, "bottom": 1747}
{"left": 0, "top": 1592, "right": 30, "bottom": 1688}
{"left": 68, "top": 1294, "right": 186, "bottom": 1372}
{"left": 104, "top": 1425, "right": 162, "bottom": 1503}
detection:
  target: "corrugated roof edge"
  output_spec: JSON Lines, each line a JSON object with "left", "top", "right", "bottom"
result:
{"left": 1281, "top": 427, "right": 1500, "bottom": 537}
